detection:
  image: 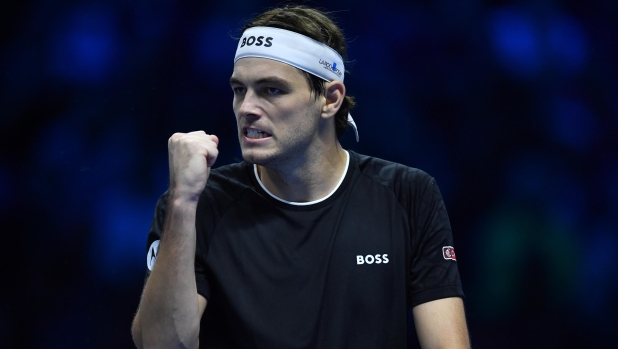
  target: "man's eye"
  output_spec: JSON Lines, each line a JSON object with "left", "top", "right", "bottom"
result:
{"left": 267, "top": 87, "right": 281, "bottom": 94}
{"left": 233, "top": 87, "right": 245, "bottom": 94}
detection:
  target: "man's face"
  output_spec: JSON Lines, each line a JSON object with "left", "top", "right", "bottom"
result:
{"left": 230, "top": 58, "right": 323, "bottom": 166}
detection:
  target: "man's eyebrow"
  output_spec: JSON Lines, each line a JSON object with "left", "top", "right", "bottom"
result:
{"left": 255, "top": 77, "right": 292, "bottom": 87}
{"left": 229, "top": 76, "right": 292, "bottom": 89}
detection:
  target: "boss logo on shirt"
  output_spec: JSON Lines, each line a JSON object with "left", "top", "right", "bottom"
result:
{"left": 356, "top": 254, "right": 389, "bottom": 264}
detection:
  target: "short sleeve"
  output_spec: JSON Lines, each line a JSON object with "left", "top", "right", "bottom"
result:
{"left": 143, "top": 192, "right": 168, "bottom": 282}
{"left": 142, "top": 191, "right": 211, "bottom": 300}
{"left": 408, "top": 177, "right": 464, "bottom": 307}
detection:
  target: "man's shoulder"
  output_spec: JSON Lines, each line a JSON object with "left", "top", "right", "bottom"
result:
{"left": 209, "top": 160, "right": 249, "bottom": 180}
{"left": 351, "top": 151, "right": 433, "bottom": 190}
{"left": 206, "top": 160, "right": 253, "bottom": 193}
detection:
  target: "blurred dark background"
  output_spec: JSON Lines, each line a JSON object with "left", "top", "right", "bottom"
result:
{"left": 1, "top": 0, "right": 617, "bottom": 348}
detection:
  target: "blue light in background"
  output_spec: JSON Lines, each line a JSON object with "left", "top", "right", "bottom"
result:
{"left": 489, "top": 8, "right": 541, "bottom": 77}
{"left": 149, "top": 154, "right": 170, "bottom": 193}
{"left": 367, "top": 8, "right": 418, "bottom": 44}
{"left": 599, "top": 158, "right": 618, "bottom": 213}
{"left": 549, "top": 98, "right": 598, "bottom": 151}
{"left": 36, "top": 288, "right": 95, "bottom": 348}
{"left": 93, "top": 120, "right": 140, "bottom": 180}
{"left": 352, "top": 34, "right": 391, "bottom": 82}
{"left": 0, "top": 165, "right": 11, "bottom": 213}
{"left": 546, "top": 175, "right": 587, "bottom": 227}
{"left": 194, "top": 16, "right": 238, "bottom": 78}
{"left": 90, "top": 187, "right": 154, "bottom": 283}
{"left": 505, "top": 152, "right": 586, "bottom": 226}
{"left": 49, "top": 7, "right": 119, "bottom": 83}
{"left": 578, "top": 224, "right": 618, "bottom": 315}
{"left": 133, "top": 7, "right": 173, "bottom": 39}
{"left": 83, "top": 120, "right": 151, "bottom": 282}
{"left": 34, "top": 117, "right": 86, "bottom": 170}
{"left": 608, "top": 170, "right": 618, "bottom": 210}
{"left": 505, "top": 152, "right": 549, "bottom": 198}
{"left": 27, "top": 116, "right": 90, "bottom": 234}
{"left": 473, "top": 205, "right": 532, "bottom": 318}
{"left": 547, "top": 14, "right": 588, "bottom": 73}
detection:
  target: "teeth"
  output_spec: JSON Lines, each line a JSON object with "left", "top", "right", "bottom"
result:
{"left": 246, "top": 128, "right": 269, "bottom": 139}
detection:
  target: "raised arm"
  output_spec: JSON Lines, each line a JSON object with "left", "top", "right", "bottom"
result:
{"left": 131, "top": 131, "right": 219, "bottom": 349}
{"left": 412, "top": 297, "right": 470, "bottom": 349}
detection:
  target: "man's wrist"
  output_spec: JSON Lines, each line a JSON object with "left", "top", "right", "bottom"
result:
{"left": 169, "top": 187, "right": 202, "bottom": 208}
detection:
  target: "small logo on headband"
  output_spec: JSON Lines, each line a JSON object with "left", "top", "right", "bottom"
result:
{"left": 319, "top": 59, "right": 342, "bottom": 77}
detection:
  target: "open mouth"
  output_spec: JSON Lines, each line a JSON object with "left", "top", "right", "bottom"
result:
{"left": 245, "top": 128, "right": 272, "bottom": 139}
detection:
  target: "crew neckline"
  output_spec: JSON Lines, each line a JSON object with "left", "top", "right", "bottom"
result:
{"left": 253, "top": 150, "right": 350, "bottom": 206}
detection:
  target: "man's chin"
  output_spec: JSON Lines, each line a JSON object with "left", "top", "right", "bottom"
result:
{"left": 241, "top": 149, "right": 275, "bottom": 165}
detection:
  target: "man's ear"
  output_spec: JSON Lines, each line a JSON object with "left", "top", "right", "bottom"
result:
{"left": 321, "top": 80, "right": 345, "bottom": 119}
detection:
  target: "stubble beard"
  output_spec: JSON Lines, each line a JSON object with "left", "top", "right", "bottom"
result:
{"left": 240, "top": 108, "right": 320, "bottom": 172}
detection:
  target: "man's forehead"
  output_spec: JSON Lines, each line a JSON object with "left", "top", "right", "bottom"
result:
{"left": 231, "top": 57, "right": 304, "bottom": 83}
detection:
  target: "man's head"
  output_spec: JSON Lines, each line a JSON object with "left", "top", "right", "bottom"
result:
{"left": 240, "top": 6, "right": 355, "bottom": 138}
{"left": 231, "top": 6, "right": 355, "bottom": 166}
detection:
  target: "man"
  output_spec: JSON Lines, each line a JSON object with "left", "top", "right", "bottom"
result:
{"left": 132, "top": 5, "right": 469, "bottom": 349}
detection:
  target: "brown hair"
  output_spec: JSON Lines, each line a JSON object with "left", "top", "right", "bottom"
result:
{"left": 240, "top": 5, "right": 356, "bottom": 138}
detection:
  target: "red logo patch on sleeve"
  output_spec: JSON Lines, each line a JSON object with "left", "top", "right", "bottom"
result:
{"left": 442, "top": 246, "right": 457, "bottom": 261}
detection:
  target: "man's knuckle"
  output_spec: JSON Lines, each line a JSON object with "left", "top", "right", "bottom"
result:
{"left": 169, "top": 133, "right": 185, "bottom": 143}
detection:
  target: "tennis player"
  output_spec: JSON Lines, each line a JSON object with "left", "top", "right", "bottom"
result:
{"left": 132, "top": 5, "right": 470, "bottom": 348}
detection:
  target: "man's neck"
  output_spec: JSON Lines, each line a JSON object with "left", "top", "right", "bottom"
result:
{"left": 257, "top": 144, "right": 348, "bottom": 203}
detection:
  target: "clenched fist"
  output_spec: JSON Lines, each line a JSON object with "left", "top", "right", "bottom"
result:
{"left": 167, "top": 131, "right": 219, "bottom": 203}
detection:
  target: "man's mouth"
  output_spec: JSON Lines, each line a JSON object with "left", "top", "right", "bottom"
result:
{"left": 245, "top": 128, "right": 272, "bottom": 139}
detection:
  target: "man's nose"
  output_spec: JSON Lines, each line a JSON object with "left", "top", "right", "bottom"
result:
{"left": 238, "top": 90, "right": 261, "bottom": 119}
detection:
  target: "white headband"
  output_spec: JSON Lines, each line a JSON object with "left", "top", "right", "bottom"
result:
{"left": 234, "top": 26, "right": 359, "bottom": 141}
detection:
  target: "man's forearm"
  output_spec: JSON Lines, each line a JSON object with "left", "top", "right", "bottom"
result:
{"left": 136, "top": 197, "right": 201, "bottom": 348}
{"left": 413, "top": 297, "right": 470, "bottom": 349}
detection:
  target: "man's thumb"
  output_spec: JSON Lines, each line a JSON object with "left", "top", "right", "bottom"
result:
{"left": 210, "top": 134, "right": 219, "bottom": 146}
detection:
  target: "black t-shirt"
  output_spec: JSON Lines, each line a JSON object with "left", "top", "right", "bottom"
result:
{"left": 145, "top": 151, "right": 464, "bottom": 348}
